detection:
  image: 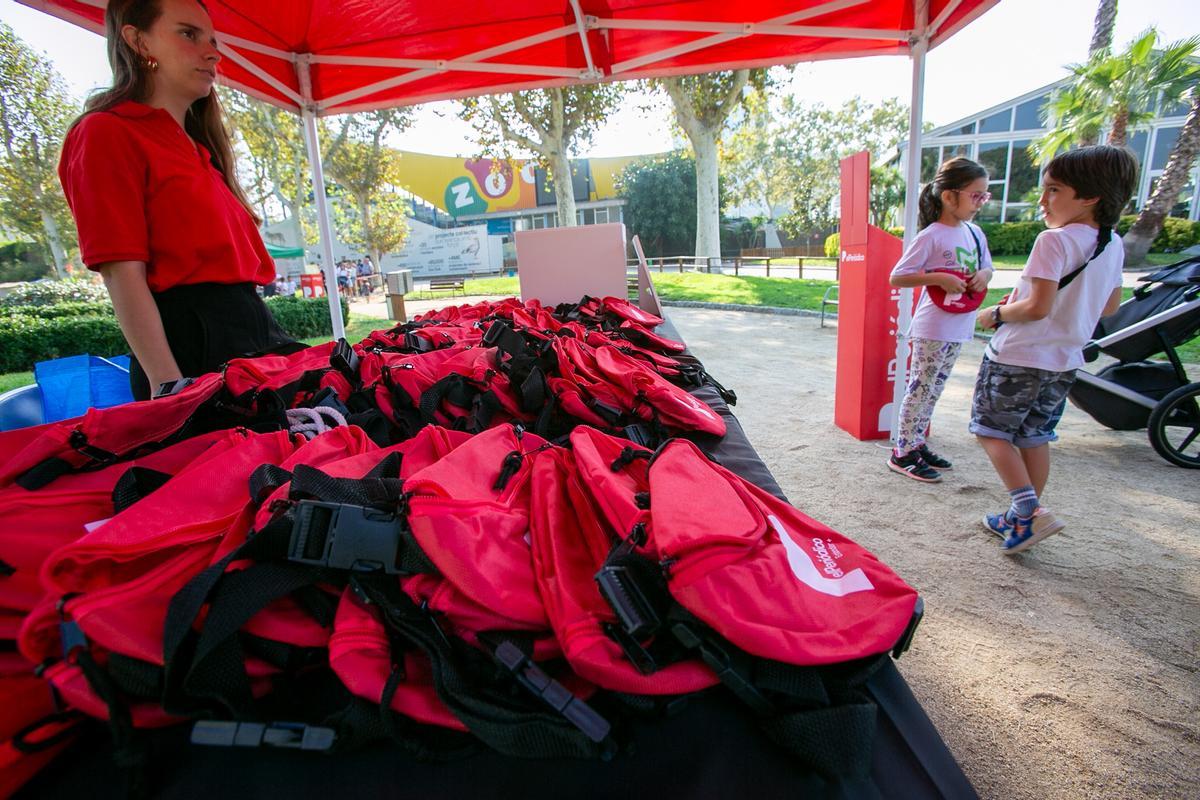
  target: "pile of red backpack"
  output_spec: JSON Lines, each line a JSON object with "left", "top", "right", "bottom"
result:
{"left": 0, "top": 296, "right": 920, "bottom": 796}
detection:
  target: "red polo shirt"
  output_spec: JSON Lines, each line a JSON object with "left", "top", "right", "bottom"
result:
{"left": 59, "top": 101, "right": 274, "bottom": 292}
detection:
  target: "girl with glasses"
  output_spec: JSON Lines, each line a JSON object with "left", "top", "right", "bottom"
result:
{"left": 887, "top": 157, "right": 995, "bottom": 483}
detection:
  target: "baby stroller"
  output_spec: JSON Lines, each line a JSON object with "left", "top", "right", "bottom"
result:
{"left": 1068, "top": 256, "right": 1200, "bottom": 468}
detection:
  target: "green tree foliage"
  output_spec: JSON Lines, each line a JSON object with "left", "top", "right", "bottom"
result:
{"left": 770, "top": 97, "right": 912, "bottom": 239}
{"left": 615, "top": 151, "right": 700, "bottom": 257}
{"left": 720, "top": 88, "right": 794, "bottom": 221}
{"left": 0, "top": 23, "right": 80, "bottom": 278}
{"left": 460, "top": 85, "right": 625, "bottom": 228}
{"left": 322, "top": 109, "right": 414, "bottom": 267}
{"left": 658, "top": 70, "right": 766, "bottom": 257}
{"left": 221, "top": 87, "right": 311, "bottom": 248}
{"left": 1035, "top": 29, "right": 1200, "bottom": 160}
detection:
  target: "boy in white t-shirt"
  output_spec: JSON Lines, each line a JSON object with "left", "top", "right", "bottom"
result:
{"left": 972, "top": 145, "right": 1138, "bottom": 554}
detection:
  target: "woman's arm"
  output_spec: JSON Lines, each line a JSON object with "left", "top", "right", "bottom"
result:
{"left": 99, "top": 261, "right": 182, "bottom": 391}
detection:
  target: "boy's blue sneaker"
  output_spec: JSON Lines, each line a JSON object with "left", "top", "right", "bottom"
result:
{"left": 1001, "top": 516, "right": 1035, "bottom": 553}
{"left": 982, "top": 512, "right": 1013, "bottom": 538}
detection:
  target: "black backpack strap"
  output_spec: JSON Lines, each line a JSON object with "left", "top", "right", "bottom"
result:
{"left": 1059, "top": 225, "right": 1113, "bottom": 291}
{"left": 111, "top": 467, "right": 174, "bottom": 514}
{"left": 349, "top": 574, "right": 615, "bottom": 760}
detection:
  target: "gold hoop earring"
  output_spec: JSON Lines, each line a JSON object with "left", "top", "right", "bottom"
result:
{"left": 142, "top": 56, "right": 159, "bottom": 72}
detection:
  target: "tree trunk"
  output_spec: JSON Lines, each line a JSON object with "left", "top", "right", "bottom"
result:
{"left": 1107, "top": 106, "right": 1129, "bottom": 146}
{"left": 1088, "top": 0, "right": 1118, "bottom": 57}
{"left": 549, "top": 150, "right": 578, "bottom": 227}
{"left": 1124, "top": 94, "right": 1200, "bottom": 266}
{"left": 37, "top": 208, "right": 67, "bottom": 279}
{"left": 690, "top": 128, "right": 721, "bottom": 259}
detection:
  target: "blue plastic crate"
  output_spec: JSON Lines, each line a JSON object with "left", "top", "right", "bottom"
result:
{"left": 34, "top": 354, "right": 133, "bottom": 422}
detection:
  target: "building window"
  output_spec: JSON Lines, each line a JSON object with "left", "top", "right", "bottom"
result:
{"left": 977, "top": 141, "right": 1010, "bottom": 184}
{"left": 979, "top": 108, "right": 1013, "bottom": 134}
{"left": 958, "top": 122, "right": 977, "bottom": 135}
{"left": 943, "top": 143, "right": 972, "bottom": 161}
{"left": 1127, "top": 130, "right": 1149, "bottom": 170}
{"left": 1013, "top": 96, "right": 1047, "bottom": 131}
{"left": 1151, "top": 126, "right": 1181, "bottom": 170}
{"left": 594, "top": 207, "right": 610, "bottom": 224}
{"left": 1008, "top": 140, "right": 1039, "bottom": 201}
{"left": 921, "top": 147, "right": 939, "bottom": 182}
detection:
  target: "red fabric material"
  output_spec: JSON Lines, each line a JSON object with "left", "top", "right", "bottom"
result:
{"left": 27, "top": 2, "right": 995, "bottom": 115}
{"left": 0, "top": 430, "right": 243, "bottom": 621}
{"left": 0, "top": 674, "right": 79, "bottom": 799}
{"left": 529, "top": 447, "right": 716, "bottom": 694}
{"left": 923, "top": 270, "right": 987, "bottom": 313}
{"left": 0, "top": 373, "right": 225, "bottom": 489}
{"left": 647, "top": 439, "right": 919, "bottom": 665}
{"left": 58, "top": 102, "right": 274, "bottom": 291}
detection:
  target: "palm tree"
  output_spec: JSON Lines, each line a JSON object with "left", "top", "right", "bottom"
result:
{"left": 1088, "top": 0, "right": 1119, "bottom": 58}
{"left": 1124, "top": 92, "right": 1200, "bottom": 265}
{"left": 1034, "top": 29, "right": 1200, "bottom": 162}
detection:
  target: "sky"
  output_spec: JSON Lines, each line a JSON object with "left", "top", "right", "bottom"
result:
{"left": 1, "top": 0, "right": 1197, "bottom": 158}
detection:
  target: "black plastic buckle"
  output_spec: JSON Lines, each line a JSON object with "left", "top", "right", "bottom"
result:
{"left": 288, "top": 500, "right": 403, "bottom": 574}
{"left": 331, "top": 338, "right": 360, "bottom": 380}
{"left": 303, "top": 386, "right": 351, "bottom": 418}
{"left": 190, "top": 720, "right": 336, "bottom": 752}
{"left": 491, "top": 640, "right": 612, "bottom": 744}
{"left": 589, "top": 399, "right": 623, "bottom": 425}
{"left": 403, "top": 332, "right": 434, "bottom": 353}
{"left": 891, "top": 596, "right": 924, "bottom": 659}
{"left": 59, "top": 620, "right": 87, "bottom": 662}
{"left": 481, "top": 321, "right": 527, "bottom": 357}
{"left": 594, "top": 563, "right": 660, "bottom": 640}
{"left": 622, "top": 424, "right": 652, "bottom": 448}
{"left": 671, "top": 622, "right": 773, "bottom": 716}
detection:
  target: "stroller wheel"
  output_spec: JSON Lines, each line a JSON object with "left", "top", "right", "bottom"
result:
{"left": 1148, "top": 382, "right": 1200, "bottom": 469}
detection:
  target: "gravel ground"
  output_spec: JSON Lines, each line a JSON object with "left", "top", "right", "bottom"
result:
{"left": 669, "top": 306, "right": 1200, "bottom": 800}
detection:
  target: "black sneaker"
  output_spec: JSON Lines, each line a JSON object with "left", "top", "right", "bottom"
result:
{"left": 916, "top": 444, "right": 952, "bottom": 470}
{"left": 888, "top": 451, "right": 942, "bottom": 483}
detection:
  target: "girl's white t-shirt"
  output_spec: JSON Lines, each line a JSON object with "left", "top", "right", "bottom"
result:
{"left": 890, "top": 221, "right": 993, "bottom": 343}
{"left": 986, "top": 224, "right": 1123, "bottom": 372}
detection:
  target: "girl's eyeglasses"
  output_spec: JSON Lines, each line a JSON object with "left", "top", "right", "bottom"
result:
{"left": 954, "top": 190, "right": 992, "bottom": 204}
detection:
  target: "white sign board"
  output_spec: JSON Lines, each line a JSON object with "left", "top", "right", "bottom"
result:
{"left": 389, "top": 220, "right": 493, "bottom": 277}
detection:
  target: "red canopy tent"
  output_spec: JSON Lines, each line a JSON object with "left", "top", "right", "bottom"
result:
{"left": 20, "top": 0, "right": 998, "bottom": 419}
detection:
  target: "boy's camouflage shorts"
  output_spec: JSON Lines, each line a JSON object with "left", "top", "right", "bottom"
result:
{"left": 969, "top": 356, "right": 1077, "bottom": 447}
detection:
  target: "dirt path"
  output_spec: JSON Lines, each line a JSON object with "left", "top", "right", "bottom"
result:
{"left": 669, "top": 307, "right": 1200, "bottom": 800}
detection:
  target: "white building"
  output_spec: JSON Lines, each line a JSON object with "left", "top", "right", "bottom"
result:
{"left": 900, "top": 80, "right": 1198, "bottom": 224}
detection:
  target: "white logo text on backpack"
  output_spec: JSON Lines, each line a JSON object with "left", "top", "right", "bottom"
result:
{"left": 769, "top": 515, "right": 875, "bottom": 597}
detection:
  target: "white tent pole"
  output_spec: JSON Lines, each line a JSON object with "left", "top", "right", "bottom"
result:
{"left": 892, "top": 0, "right": 928, "bottom": 444}
{"left": 296, "top": 56, "right": 346, "bottom": 341}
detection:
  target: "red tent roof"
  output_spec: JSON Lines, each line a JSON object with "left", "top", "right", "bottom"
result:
{"left": 20, "top": 0, "right": 997, "bottom": 115}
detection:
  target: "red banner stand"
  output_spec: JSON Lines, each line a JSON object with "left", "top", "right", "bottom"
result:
{"left": 833, "top": 152, "right": 914, "bottom": 441}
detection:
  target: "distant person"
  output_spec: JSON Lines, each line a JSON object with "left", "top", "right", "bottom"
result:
{"left": 58, "top": 0, "right": 294, "bottom": 401}
{"left": 887, "top": 157, "right": 995, "bottom": 483}
{"left": 973, "top": 145, "right": 1137, "bottom": 554}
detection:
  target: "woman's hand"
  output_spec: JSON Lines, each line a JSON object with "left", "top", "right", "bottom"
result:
{"left": 966, "top": 268, "right": 992, "bottom": 293}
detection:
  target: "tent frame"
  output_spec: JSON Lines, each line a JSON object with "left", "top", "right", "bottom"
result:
{"left": 32, "top": 0, "right": 977, "bottom": 351}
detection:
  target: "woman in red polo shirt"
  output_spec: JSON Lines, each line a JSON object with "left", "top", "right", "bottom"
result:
{"left": 59, "top": 0, "right": 295, "bottom": 400}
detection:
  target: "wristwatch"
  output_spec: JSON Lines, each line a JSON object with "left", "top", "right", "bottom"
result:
{"left": 991, "top": 306, "right": 1004, "bottom": 327}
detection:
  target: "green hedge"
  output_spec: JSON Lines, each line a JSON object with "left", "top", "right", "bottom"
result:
{"left": 0, "top": 301, "right": 114, "bottom": 320}
{"left": 1115, "top": 215, "right": 1199, "bottom": 252}
{"left": 976, "top": 221, "right": 1047, "bottom": 255}
{"left": 262, "top": 295, "right": 351, "bottom": 340}
{"left": 0, "top": 278, "right": 108, "bottom": 307}
{"left": 0, "top": 295, "right": 349, "bottom": 373}
{"left": 0, "top": 314, "right": 127, "bottom": 373}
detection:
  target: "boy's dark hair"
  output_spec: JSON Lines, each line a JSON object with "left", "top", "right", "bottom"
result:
{"left": 1043, "top": 145, "right": 1139, "bottom": 228}
{"left": 918, "top": 157, "right": 989, "bottom": 229}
